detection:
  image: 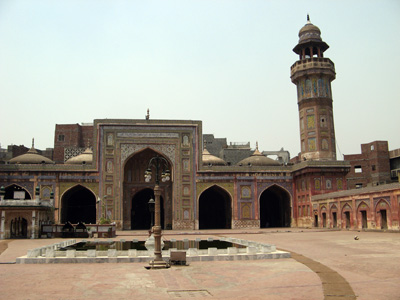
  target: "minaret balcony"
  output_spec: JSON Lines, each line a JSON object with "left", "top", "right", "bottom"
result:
{"left": 291, "top": 57, "right": 335, "bottom": 82}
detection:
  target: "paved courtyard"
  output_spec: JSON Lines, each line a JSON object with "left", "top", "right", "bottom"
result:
{"left": 0, "top": 229, "right": 399, "bottom": 300}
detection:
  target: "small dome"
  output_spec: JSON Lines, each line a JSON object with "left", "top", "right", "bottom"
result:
{"left": 9, "top": 147, "right": 54, "bottom": 164}
{"left": 202, "top": 148, "right": 227, "bottom": 166}
{"left": 298, "top": 18, "right": 322, "bottom": 44}
{"left": 65, "top": 148, "right": 93, "bottom": 165}
{"left": 237, "top": 144, "right": 280, "bottom": 167}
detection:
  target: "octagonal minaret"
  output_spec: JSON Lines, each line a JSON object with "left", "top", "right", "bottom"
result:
{"left": 291, "top": 15, "right": 336, "bottom": 161}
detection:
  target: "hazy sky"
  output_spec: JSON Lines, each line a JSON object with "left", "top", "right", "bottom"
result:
{"left": 1, "top": 0, "right": 399, "bottom": 159}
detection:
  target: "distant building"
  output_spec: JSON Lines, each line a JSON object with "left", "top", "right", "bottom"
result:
{"left": 389, "top": 148, "right": 400, "bottom": 181}
{"left": 344, "top": 141, "right": 392, "bottom": 189}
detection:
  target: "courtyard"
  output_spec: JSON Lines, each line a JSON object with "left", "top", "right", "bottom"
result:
{"left": 0, "top": 228, "right": 399, "bottom": 300}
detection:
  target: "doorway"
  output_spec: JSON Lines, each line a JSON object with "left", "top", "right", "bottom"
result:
{"left": 10, "top": 217, "right": 28, "bottom": 238}
{"left": 322, "top": 213, "right": 327, "bottom": 227}
{"left": 361, "top": 211, "right": 367, "bottom": 229}
{"left": 380, "top": 210, "right": 387, "bottom": 229}
{"left": 199, "top": 186, "right": 231, "bottom": 229}
{"left": 314, "top": 214, "right": 318, "bottom": 227}
{"left": 344, "top": 211, "right": 351, "bottom": 229}
{"left": 131, "top": 188, "right": 164, "bottom": 230}
{"left": 259, "top": 185, "right": 291, "bottom": 228}
{"left": 61, "top": 185, "right": 96, "bottom": 224}
{"left": 332, "top": 212, "right": 337, "bottom": 228}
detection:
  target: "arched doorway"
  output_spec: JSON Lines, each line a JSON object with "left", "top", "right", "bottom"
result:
{"left": 131, "top": 188, "right": 165, "bottom": 230}
{"left": 61, "top": 185, "right": 96, "bottom": 224}
{"left": 375, "top": 199, "right": 390, "bottom": 230}
{"left": 199, "top": 185, "right": 231, "bottom": 229}
{"left": 123, "top": 148, "right": 173, "bottom": 230}
{"left": 357, "top": 202, "right": 369, "bottom": 229}
{"left": 260, "top": 185, "right": 291, "bottom": 228}
{"left": 331, "top": 204, "right": 338, "bottom": 228}
{"left": 342, "top": 204, "right": 352, "bottom": 229}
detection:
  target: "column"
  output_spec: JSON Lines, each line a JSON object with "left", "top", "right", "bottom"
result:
{"left": 31, "top": 210, "right": 36, "bottom": 239}
{"left": 1, "top": 211, "right": 5, "bottom": 239}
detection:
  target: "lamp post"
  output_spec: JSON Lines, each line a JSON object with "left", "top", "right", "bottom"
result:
{"left": 148, "top": 198, "right": 155, "bottom": 235}
{"left": 144, "top": 155, "right": 171, "bottom": 269}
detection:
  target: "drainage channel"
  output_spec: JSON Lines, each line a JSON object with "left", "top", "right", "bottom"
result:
{"left": 282, "top": 249, "right": 357, "bottom": 300}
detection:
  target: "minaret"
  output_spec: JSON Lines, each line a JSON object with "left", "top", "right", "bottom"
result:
{"left": 291, "top": 15, "right": 336, "bottom": 161}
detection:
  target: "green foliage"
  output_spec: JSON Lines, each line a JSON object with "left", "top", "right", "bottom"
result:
{"left": 99, "top": 217, "right": 111, "bottom": 225}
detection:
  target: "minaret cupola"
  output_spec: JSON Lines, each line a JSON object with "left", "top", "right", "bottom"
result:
{"left": 293, "top": 14, "right": 329, "bottom": 59}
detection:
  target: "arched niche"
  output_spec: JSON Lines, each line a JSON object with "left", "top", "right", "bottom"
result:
{"left": 198, "top": 185, "right": 232, "bottom": 229}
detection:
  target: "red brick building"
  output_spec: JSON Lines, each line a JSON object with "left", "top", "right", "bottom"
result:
{"left": 53, "top": 123, "right": 93, "bottom": 163}
{"left": 344, "top": 141, "right": 392, "bottom": 189}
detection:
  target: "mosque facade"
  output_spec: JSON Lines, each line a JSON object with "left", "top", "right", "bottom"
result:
{"left": 1, "top": 18, "right": 399, "bottom": 239}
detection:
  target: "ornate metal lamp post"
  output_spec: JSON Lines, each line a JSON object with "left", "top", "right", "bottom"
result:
{"left": 144, "top": 155, "right": 171, "bottom": 269}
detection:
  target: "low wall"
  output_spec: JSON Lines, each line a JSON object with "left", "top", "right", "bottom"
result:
{"left": 16, "top": 237, "right": 290, "bottom": 264}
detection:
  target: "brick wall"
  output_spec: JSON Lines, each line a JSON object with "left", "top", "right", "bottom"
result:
{"left": 344, "top": 141, "right": 391, "bottom": 189}
{"left": 54, "top": 124, "right": 93, "bottom": 163}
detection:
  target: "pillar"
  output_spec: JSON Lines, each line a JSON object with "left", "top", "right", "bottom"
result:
{"left": 31, "top": 210, "right": 36, "bottom": 239}
{"left": 1, "top": 211, "right": 5, "bottom": 240}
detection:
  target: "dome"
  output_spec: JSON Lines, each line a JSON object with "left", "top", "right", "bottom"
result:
{"left": 202, "top": 148, "right": 227, "bottom": 166}
{"left": 298, "top": 17, "right": 322, "bottom": 44}
{"left": 237, "top": 144, "right": 280, "bottom": 167}
{"left": 65, "top": 148, "right": 93, "bottom": 165}
{"left": 9, "top": 147, "right": 54, "bottom": 164}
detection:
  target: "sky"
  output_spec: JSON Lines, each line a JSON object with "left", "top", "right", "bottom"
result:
{"left": 1, "top": 0, "right": 399, "bottom": 159}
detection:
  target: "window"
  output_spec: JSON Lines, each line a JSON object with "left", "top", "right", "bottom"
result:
{"left": 372, "top": 165, "right": 376, "bottom": 171}
{"left": 58, "top": 134, "right": 65, "bottom": 142}
{"left": 355, "top": 166, "right": 362, "bottom": 173}
{"left": 355, "top": 183, "right": 363, "bottom": 189}
{"left": 371, "top": 145, "right": 374, "bottom": 151}
{"left": 320, "top": 116, "right": 327, "bottom": 128}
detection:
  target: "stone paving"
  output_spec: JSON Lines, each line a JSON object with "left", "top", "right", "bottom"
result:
{"left": 0, "top": 228, "right": 399, "bottom": 299}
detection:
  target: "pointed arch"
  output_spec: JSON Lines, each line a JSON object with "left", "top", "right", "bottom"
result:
{"left": 4, "top": 184, "right": 32, "bottom": 200}
{"left": 357, "top": 201, "right": 370, "bottom": 229}
{"left": 259, "top": 184, "right": 291, "bottom": 228}
{"left": 198, "top": 184, "right": 233, "bottom": 202}
{"left": 123, "top": 146, "right": 173, "bottom": 174}
{"left": 357, "top": 201, "right": 369, "bottom": 211}
{"left": 60, "top": 184, "right": 97, "bottom": 200}
{"left": 61, "top": 184, "right": 97, "bottom": 224}
{"left": 198, "top": 185, "right": 232, "bottom": 229}
{"left": 258, "top": 183, "right": 292, "bottom": 199}
{"left": 342, "top": 203, "right": 352, "bottom": 212}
